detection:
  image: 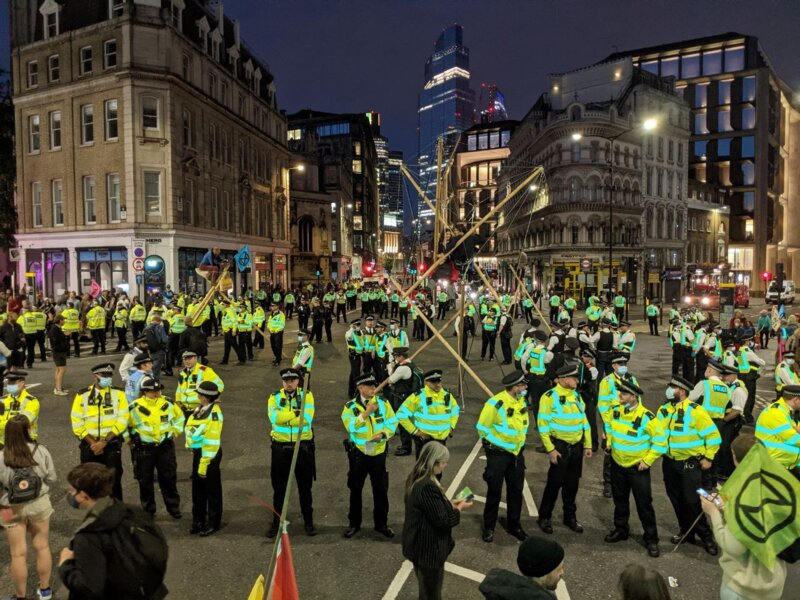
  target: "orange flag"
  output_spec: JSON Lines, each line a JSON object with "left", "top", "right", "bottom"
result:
{"left": 269, "top": 526, "right": 299, "bottom": 600}
{"left": 90, "top": 279, "right": 102, "bottom": 298}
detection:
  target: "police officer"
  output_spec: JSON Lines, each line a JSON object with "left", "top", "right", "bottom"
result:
{"left": 498, "top": 310, "right": 514, "bottom": 365}
{"left": 186, "top": 380, "right": 224, "bottom": 536}
{"left": 689, "top": 359, "right": 743, "bottom": 487}
{"left": 341, "top": 373, "right": 397, "bottom": 539}
{"left": 0, "top": 372, "right": 39, "bottom": 445}
{"left": 361, "top": 316, "right": 378, "bottom": 377}
{"left": 646, "top": 302, "right": 659, "bottom": 335}
{"left": 577, "top": 348, "right": 599, "bottom": 451}
{"left": 615, "top": 321, "right": 635, "bottom": 354}
{"left": 267, "top": 368, "right": 316, "bottom": 538}
{"left": 387, "top": 347, "right": 423, "bottom": 457}
{"left": 113, "top": 303, "right": 130, "bottom": 353}
{"left": 521, "top": 331, "right": 553, "bottom": 419}
{"left": 71, "top": 363, "right": 129, "bottom": 500}
{"left": 292, "top": 329, "right": 315, "bottom": 383}
{"left": 166, "top": 305, "right": 185, "bottom": 366}
{"left": 480, "top": 310, "right": 498, "bottom": 361}
{"left": 656, "top": 375, "right": 720, "bottom": 555}
{"left": 536, "top": 364, "right": 592, "bottom": 535}
{"left": 476, "top": 370, "right": 530, "bottom": 543}
{"left": 604, "top": 379, "right": 665, "bottom": 557}
{"left": 252, "top": 302, "right": 266, "bottom": 350}
{"left": 267, "top": 302, "right": 286, "bottom": 366}
{"left": 128, "top": 377, "right": 184, "bottom": 518}
{"left": 176, "top": 350, "right": 225, "bottom": 419}
{"left": 220, "top": 301, "right": 243, "bottom": 365}
{"left": 775, "top": 350, "right": 800, "bottom": 399}
{"left": 397, "top": 369, "right": 459, "bottom": 459}
{"left": 591, "top": 318, "right": 617, "bottom": 380}
{"left": 345, "top": 319, "right": 365, "bottom": 398}
{"left": 86, "top": 301, "right": 107, "bottom": 355}
{"left": 598, "top": 352, "right": 640, "bottom": 497}
{"left": 125, "top": 352, "right": 154, "bottom": 404}
{"left": 755, "top": 384, "right": 800, "bottom": 478}
{"left": 736, "top": 332, "right": 765, "bottom": 423}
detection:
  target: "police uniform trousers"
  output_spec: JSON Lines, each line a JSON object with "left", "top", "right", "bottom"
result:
{"left": 500, "top": 334, "right": 513, "bottom": 364}
{"left": 311, "top": 320, "right": 324, "bottom": 343}
{"left": 705, "top": 418, "right": 739, "bottom": 487}
{"left": 524, "top": 306, "right": 533, "bottom": 323}
{"left": 133, "top": 437, "right": 181, "bottom": 516}
{"left": 596, "top": 351, "right": 612, "bottom": 382}
{"left": 680, "top": 346, "right": 694, "bottom": 381}
{"left": 610, "top": 460, "right": 658, "bottom": 543}
{"left": 527, "top": 376, "right": 550, "bottom": 421}
{"left": 549, "top": 305, "right": 558, "bottom": 323}
{"left": 285, "top": 302, "right": 295, "bottom": 319}
{"left": 211, "top": 314, "right": 220, "bottom": 337}
{"left": 389, "top": 396, "right": 413, "bottom": 454}
{"left": 347, "top": 449, "right": 389, "bottom": 529}
{"left": 115, "top": 326, "right": 130, "bottom": 352}
{"left": 324, "top": 319, "right": 333, "bottom": 342}
{"left": 336, "top": 303, "right": 348, "bottom": 323}
{"left": 167, "top": 332, "right": 182, "bottom": 366}
{"left": 253, "top": 326, "right": 265, "bottom": 349}
{"left": 648, "top": 316, "right": 659, "bottom": 335}
{"left": 271, "top": 440, "right": 314, "bottom": 526}
{"left": 25, "top": 334, "right": 39, "bottom": 368}
{"left": 694, "top": 351, "right": 708, "bottom": 384}
{"left": 661, "top": 456, "right": 712, "bottom": 541}
{"left": 131, "top": 321, "right": 145, "bottom": 340}
{"left": 222, "top": 332, "right": 243, "bottom": 363}
{"left": 413, "top": 435, "right": 446, "bottom": 460}
{"left": 538, "top": 438, "right": 584, "bottom": 522}
{"left": 68, "top": 331, "right": 81, "bottom": 357}
{"left": 390, "top": 302, "right": 398, "bottom": 318}
{"left": 80, "top": 439, "right": 124, "bottom": 501}
{"left": 399, "top": 308, "right": 409, "bottom": 328}
{"left": 741, "top": 373, "right": 758, "bottom": 421}
{"left": 437, "top": 304, "right": 447, "bottom": 320}
{"left": 191, "top": 448, "right": 222, "bottom": 529}
{"left": 238, "top": 331, "right": 254, "bottom": 360}
{"left": 671, "top": 345, "right": 682, "bottom": 378}
{"left": 90, "top": 328, "right": 107, "bottom": 354}
{"left": 615, "top": 307, "right": 624, "bottom": 321}
{"left": 270, "top": 331, "right": 284, "bottom": 364}
{"left": 480, "top": 331, "right": 496, "bottom": 360}
{"left": 379, "top": 303, "right": 389, "bottom": 319}
{"left": 579, "top": 384, "right": 599, "bottom": 451}
{"left": 36, "top": 331, "right": 47, "bottom": 361}
{"left": 348, "top": 352, "right": 363, "bottom": 398}
{"left": 482, "top": 445, "right": 525, "bottom": 532}
{"left": 298, "top": 312, "right": 309, "bottom": 331}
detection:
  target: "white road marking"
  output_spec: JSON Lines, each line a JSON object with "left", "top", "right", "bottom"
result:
{"left": 443, "top": 562, "right": 486, "bottom": 583}
{"left": 381, "top": 560, "right": 414, "bottom": 600}
{"left": 25, "top": 383, "right": 41, "bottom": 390}
{"left": 444, "top": 439, "right": 483, "bottom": 497}
{"left": 556, "top": 580, "right": 571, "bottom": 600}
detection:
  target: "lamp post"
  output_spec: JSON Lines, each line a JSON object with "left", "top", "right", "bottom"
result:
{"left": 285, "top": 164, "right": 305, "bottom": 287}
{"left": 577, "top": 118, "right": 657, "bottom": 301}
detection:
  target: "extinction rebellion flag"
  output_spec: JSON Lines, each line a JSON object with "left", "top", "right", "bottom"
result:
{"left": 234, "top": 245, "right": 252, "bottom": 273}
{"left": 720, "top": 443, "right": 800, "bottom": 568}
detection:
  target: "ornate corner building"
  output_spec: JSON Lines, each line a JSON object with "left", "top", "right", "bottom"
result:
{"left": 496, "top": 58, "right": 690, "bottom": 303}
{"left": 9, "top": 0, "right": 293, "bottom": 296}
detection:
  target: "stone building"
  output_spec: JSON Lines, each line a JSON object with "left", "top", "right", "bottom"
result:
{"left": 686, "top": 179, "right": 730, "bottom": 289}
{"left": 496, "top": 58, "right": 690, "bottom": 304}
{"left": 10, "top": 0, "right": 292, "bottom": 296}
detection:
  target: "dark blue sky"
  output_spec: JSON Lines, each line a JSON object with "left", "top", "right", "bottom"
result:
{"left": 2, "top": 0, "right": 800, "bottom": 163}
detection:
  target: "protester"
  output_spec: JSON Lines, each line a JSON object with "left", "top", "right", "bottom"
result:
{"left": 617, "top": 563, "right": 671, "bottom": 600}
{"left": 58, "top": 463, "right": 168, "bottom": 600}
{"left": 48, "top": 314, "right": 70, "bottom": 396}
{"left": 700, "top": 434, "right": 788, "bottom": 600}
{"left": 0, "top": 415, "right": 57, "bottom": 600}
{"left": 479, "top": 536, "right": 565, "bottom": 599}
{"left": 402, "top": 441, "right": 471, "bottom": 600}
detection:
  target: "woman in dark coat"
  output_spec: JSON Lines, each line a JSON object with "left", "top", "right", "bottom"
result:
{"left": 402, "top": 441, "right": 472, "bottom": 600}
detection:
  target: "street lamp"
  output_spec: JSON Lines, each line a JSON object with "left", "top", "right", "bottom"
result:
{"left": 582, "top": 118, "right": 658, "bottom": 302}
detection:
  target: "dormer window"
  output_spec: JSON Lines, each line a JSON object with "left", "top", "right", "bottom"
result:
{"left": 109, "top": 0, "right": 124, "bottom": 18}
{"left": 253, "top": 69, "right": 262, "bottom": 95}
{"left": 210, "top": 29, "right": 222, "bottom": 62}
{"left": 243, "top": 59, "right": 253, "bottom": 86}
{"left": 228, "top": 46, "right": 240, "bottom": 76}
{"left": 196, "top": 17, "right": 210, "bottom": 53}
{"left": 170, "top": 0, "right": 184, "bottom": 31}
{"left": 40, "top": 0, "right": 61, "bottom": 39}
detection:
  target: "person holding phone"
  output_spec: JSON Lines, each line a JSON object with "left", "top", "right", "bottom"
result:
{"left": 402, "top": 441, "right": 471, "bottom": 600}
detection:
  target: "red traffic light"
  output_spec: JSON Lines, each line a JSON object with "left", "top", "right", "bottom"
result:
{"left": 762, "top": 271, "right": 773, "bottom": 281}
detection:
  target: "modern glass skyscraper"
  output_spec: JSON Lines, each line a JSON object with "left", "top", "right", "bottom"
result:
{"left": 417, "top": 24, "right": 475, "bottom": 216}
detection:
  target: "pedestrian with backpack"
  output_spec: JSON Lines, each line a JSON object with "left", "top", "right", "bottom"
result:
{"left": 0, "top": 415, "right": 57, "bottom": 600}
{"left": 59, "top": 463, "right": 169, "bottom": 600}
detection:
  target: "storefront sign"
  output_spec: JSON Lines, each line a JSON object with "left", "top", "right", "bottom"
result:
{"left": 96, "top": 251, "right": 111, "bottom": 261}
{"left": 50, "top": 252, "right": 66, "bottom": 263}
{"left": 580, "top": 258, "right": 591, "bottom": 271}
{"left": 274, "top": 255, "right": 287, "bottom": 271}
{"left": 145, "top": 238, "right": 162, "bottom": 243}
{"left": 648, "top": 273, "right": 660, "bottom": 284}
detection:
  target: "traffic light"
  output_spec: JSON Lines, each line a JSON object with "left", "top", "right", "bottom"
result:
{"left": 776, "top": 262, "right": 785, "bottom": 288}
{"left": 761, "top": 271, "right": 773, "bottom": 282}
{"left": 314, "top": 264, "right": 322, "bottom": 277}
{"left": 408, "top": 258, "right": 417, "bottom": 275}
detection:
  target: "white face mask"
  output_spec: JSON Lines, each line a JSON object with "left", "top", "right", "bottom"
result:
{"left": 786, "top": 359, "right": 795, "bottom": 365}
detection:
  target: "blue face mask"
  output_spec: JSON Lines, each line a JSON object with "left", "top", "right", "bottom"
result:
{"left": 665, "top": 387, "right": 675, "bottom": 400}
{"left": 517, "top": 389, "right": 528, "bottom": 399}
{"left": 6, "top": 384, "right": 19, "bottom": 395}
{"left": 617, "top": 366, "right": 628, "bottom": 376}
{"left": 98, "top": 377, "right": 112, "bottom": 389}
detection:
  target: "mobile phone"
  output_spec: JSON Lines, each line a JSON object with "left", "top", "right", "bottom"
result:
{"left": 456, "top": 486, "right": 474, "bottom": 502}
{"left": 696, "top": 488, "right": 723, "bottom": 507}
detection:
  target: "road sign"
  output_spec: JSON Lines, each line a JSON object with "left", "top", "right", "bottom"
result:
{"left": 580, "top": 258, "right": 591, "bottom": 271}
{"left": 648, "top": 272, "right": 660, "bottom": 284}
{"left": 132, "top": 258, "right": 145, "bottom": 272}
{"left": 9, "top": 248, "right": 22, "bottom": 262}
{"left": 132, "top": 239, "right": 145, "bottom": 259}
{"left": 136, "top": 274, "right": 143, "bottom": 285}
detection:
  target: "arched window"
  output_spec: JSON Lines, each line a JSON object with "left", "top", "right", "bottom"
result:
{"left": 569, "top": 179, "right": 579, "bottom": 202}
{"left": 298, "top": 216, "right": 314, "bottom": 253}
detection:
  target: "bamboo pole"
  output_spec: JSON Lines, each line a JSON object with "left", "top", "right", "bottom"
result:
{"left": 509, "top": 265, "right": 553, "bottom": 333}
{"left": 187, "top": 263, "right": 230, "bottom": 324}
{"left": 399, "top": 166, "right": 544, "bottom": 301}
{"left": 389, "top": 275, "right": 493, "bottom": 398}
{"left": 433, "top": 138, "right": 443, "bottom": 266}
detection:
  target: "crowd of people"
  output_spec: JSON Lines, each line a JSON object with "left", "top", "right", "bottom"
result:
{"left": 0, "top": 278, "right": 798, "bottom": 600}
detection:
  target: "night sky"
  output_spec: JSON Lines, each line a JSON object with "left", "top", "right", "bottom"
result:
{"left": 2, "top": 0, "right": 800, "bottom": 166}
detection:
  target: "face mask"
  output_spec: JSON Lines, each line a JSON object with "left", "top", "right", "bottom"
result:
{"left": 297, "top": 336, "right": 304, "bottom": 343}
{"left": 617, "top": 366, "right": 628, "bottom": 376}
{"left": 665, "top": 387, "right": 675, "bottom": 400}
{"left": 98, "top": 377, "right": 112, "bottom": 389}
{"left": 786, "top": 359, "right": 795, "bottom": 365}
{"left": 67, "top": 492, "right": 81, "bottom": 510}
{"left": 6, "top": 384, "right": 19, "bottom": 395}
{"left": 517, "top": 389, "right": 528, "bottom": 399}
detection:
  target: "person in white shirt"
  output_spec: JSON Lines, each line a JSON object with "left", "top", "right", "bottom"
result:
{"left": 118, "top": 335, "right": 148, "bottom": 382}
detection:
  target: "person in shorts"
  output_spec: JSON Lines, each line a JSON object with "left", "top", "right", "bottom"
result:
{"left": 48, "top": 314, "right": 71, "bottom": 396}
{"left": 0, "top": 415, "right": 57, "bottom": 600}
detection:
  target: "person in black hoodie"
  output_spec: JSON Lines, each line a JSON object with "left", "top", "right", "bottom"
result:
{"left": 58, "top": 463, "right": 168, "bottom": 600}
{"left": 479, "top": 536, "right": 565, "bottom": 600}
{"left": 402, "top": 441, "right": 472, "bottom": 600}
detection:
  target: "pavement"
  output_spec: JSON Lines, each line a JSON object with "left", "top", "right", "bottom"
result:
{"left": 2, "top": 300, "right": 798, "bottom": 599}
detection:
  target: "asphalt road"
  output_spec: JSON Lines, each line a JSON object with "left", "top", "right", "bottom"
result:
{"left": 1, "top": 300, "right": 798, "bottom": 600}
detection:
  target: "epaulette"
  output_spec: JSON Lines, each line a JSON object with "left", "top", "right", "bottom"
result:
{"left": 688, "top": 401, "right": 700, "bottom": 410}
{"left": 112, "top": 386, "right": 125, "bottom": 392}
{"left": 78, "top": 386, "right": 90, "bottom": 394}
{"left": 211, "top": 411, "right": 219, "bottom": 421}
{"left": 493, "top": 399, "right": 504, "bottom": 409}
{"left": 198, "top": 365, "right": 207, "bottom": 371}
{"left": 658, "top": 406, "right": 668, "bottom": 418}
{"left": 643, "top": 409, "right": 656, "bottom": 420}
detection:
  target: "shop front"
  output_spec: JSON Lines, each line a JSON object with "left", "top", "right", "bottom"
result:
{"left": 177, "top": 247, "right": 238, "bottom": 295}
{"left": 77, "top": 247, "right": 129, "bottom": 295}
{"left": 24, "top": 249, "right": 70, "bottom": 298}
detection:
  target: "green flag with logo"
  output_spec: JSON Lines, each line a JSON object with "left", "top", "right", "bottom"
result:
{"left": 720, "top": 443, "right": 800, "bottom": 568}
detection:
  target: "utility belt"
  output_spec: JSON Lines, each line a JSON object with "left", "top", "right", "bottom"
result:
{"left": 551, "top": 437, "right": 583, "bottom": 449}
{"left": 343, "top": 438, "right": 387, "bottom": 459}
{"left": 133, "top": 435, "right": 173, "bottom": 450}
{"left": 80, "top": 438, "right": 122, "bottom": 451}
{"left": 272, "top": 439, "right": 315, "bottom": 451}
{"left": 665, "top": 455, "right": 702, "bottom": 469}
{"left": 482, "top": 439, "right": 524, "bottom": 455}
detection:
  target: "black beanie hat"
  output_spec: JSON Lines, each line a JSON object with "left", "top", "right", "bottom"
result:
{"left": 517, "top": 536, "right": 565, "bottom": 577}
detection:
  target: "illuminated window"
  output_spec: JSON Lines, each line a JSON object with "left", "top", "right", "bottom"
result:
{"left": 742, "top": 76, "right": 756, "bottom": 102}
{"left": 718, "top": 79, "right": 732, "bottom": 105}
{"left": 718, "top": 110, "right": 732, "bottom": 132}
{"left": 467, "top": 135, "right": 476, "bottom": 151}
{"left": 352, "top": 159, "right": 362, "bottom": 174}
{"left": 741, "top": 136, "right": 755, "bottom": 158}
{"left": 728, "top": 247, "right": 753, "bottom": 270}
{"left": 742, "top": 107, "right": 756, "bottom": 129}
{"left": 724, "top": 46, "right": 745, "bottom": 71}
{"left": 741, "top": 162, "right": 755, "bottom": 185}
{"left": 694, "top": 113, "right": 708, "bottom": 134}
{"left": 287, "top": 128, "right": 302, "bottom": 141}
{"left": 681, "top": 53, "right": 700, "bottom": 78}
{"left": 661, "top": 56, "right": 679, "bottom": 78}
{"left": 489, "top": 131, "right": 500, "bottom": 149}
{"left": 694, "top": 83, "right": 708, "bottom": 108}
{"left": 744, "top": 219, "right": 754, "bottom": 240}
{"left": 478, "top": 134, "right": 488, "bottom": 150}
{"left": 702, "top": 50, "right": 722, "bottom": 75}
{"left": 742, "top": 192, "right": 755, "bottom": 212}
{"left": 353, "top": 141, "right": 362, "bottom": 156}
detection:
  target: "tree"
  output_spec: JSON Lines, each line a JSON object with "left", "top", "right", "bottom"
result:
{"left": 0, "top": 70, "right": 18, "bottom": 249}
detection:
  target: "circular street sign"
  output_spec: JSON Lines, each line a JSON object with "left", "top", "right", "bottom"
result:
{"left": 133, "top": 248, "right": 145, "bottom": 258}
{"left": 132, "top": 258, "right": 145, "bottom": 272}
{"left": 581, "top": 258, "right": 592, "bottom": 270}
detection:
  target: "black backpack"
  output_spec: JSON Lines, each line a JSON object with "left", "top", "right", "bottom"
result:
{"left": 107, "top": 505, "right": 168, "bottom": 598}
{"left": 8, "top": 466, "right": 42, "bottom": 504}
